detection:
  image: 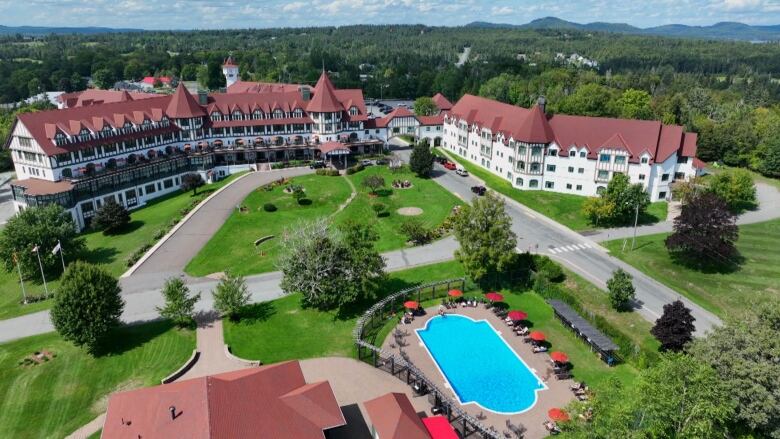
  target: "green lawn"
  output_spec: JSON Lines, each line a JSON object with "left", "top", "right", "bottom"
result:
{"left": 335, "top": 166, "right": 463, "bottom": 252}
{"left": 0, "top": 174, "right": 242, "bottom": 320}
{"left": 186, "top": 166, "right": 462, "bottom": 276}
{"left": 0, "top": 321, "right": 194, "bottom": 439}
{"left": 185, "top": 174, "right": 353, "bottom": 276}
{"left": 224, "top": 259, "right": 638, "bottom": 391}
{"left": 603, "top": 219, "right": 780, "bottom": 318}
{"left": 436, "top": 147, "right": 667, "bottom": 230}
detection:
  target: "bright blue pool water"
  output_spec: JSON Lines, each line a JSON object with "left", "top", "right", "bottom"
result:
{"left": 416, "top": 314, "right": 546, "bottom": 414}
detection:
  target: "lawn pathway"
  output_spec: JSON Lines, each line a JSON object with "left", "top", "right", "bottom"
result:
{"left": 330, "top": 172, "right": 358, "bottom": 218}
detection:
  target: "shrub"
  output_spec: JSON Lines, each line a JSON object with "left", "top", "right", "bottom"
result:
{"left": 93, "top": 200, "right": 130, "bottom": 234}
{"left": 180, "top": 173, "right": 205, "bottom": 195}
{"left": 263, "top": 203, "right": 277, "bottom": 212}
{"left": 707, "top": 168, "right": 756, "bottom": 211}
{"left": 318, "top": 169, "right": 340, "bottom": 176}
{"left": 607, "top": 268, "right": 636, "bottom": 310}
{"left": 315, "top": 168, "right": 328, "bottom": 176}
{"left": 346, "top": 163, "right": 364, "bottom": 175}
{"left": 400, "top": 218, "right": 430, "bottom": 245}
{"left": 152, "top": 229, "right": 166, "bottom": 240}
{"left": 362, "top": 175, "right": 386, "bottom": 194}
{"left": 532, "top": 255, "right": 565, "bottom": 282}
{"left": 372, "top": 203, "right": 387, "bottom": 217}
{"left": 213, "top": 270, "right": 250, "bottom": 321}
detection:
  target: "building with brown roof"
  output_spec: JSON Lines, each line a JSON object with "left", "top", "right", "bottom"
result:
{"left": 102, "top": 361, "right": 345, "bottom": 439}
{"left": 363, "top": 392, "right": 458, "bottom": 439}
{"left": 442, "top": 94, "right": 703, "bottom": 201}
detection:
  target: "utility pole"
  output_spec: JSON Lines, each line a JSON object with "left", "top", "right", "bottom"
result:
{"left": 631, "top": 203, "right": 639, "bottom": 250}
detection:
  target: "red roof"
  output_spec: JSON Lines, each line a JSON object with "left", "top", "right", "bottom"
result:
{"left": 422, "top": 416, "right": 458, "bottom": 439}
{"left": 57, "top": 89, "right": 158, "bottom": 108}
{"left": 307, "top": 71, "right": 343, "bottom": 113}
{"left": 318, "top": 141, "right": 351, "bottom": 155}
{"left": 142, "top": 76, "right": 172, "bottom": 85}
{"left": 227, "top": 81, "right": 305, "bottom": 94}
{"left": 432, "top": 93, "right": 453, "bottom": 111}
{"left": 102, "top": 361, "right": 345, "bottom": 439}
{"left": 166, "top": 83, "right": 206, "bottom": 119}
{"left": 449, "top": 94, "right": 698, "bottom": 164}
{"left": 364, "top": 393, "right": 430, "bottom": 439}
{"left": 418, "top": 114, "right": 444, "bottom": 126}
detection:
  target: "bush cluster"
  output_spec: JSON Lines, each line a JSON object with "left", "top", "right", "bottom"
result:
{"left": 263, "top": 203, "right": 277, "bottom": 212}
{"left": 315, "top": 168, "right": 341, "bottom": 176}
{"left": 346, "top": 163, "right": 364, "bottom": 175}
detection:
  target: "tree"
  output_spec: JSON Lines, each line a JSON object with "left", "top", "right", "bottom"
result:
{"left": 180, "top": 173, "right": 204, "bottom": 195}
{"left": 564, "top": 354, "right": 734, "bottom": 438}
{"left": 277, "top": 218, "right": 385, "bottom": 311}
{"left": 400, "top": 218, "right": 429, "bottom": 244}
{"left": 616, "top": 88, "right": 653, "bottom": 120}
{"left": 50, "top": 261, "right": 124, "bottom": 354}
{"left": 361, "top": 174, "right": 385, "bottom": 194}
{"left": 606, "top": 268, "right": 635, "bottom": 310}
{"left": 212, "top": 270, "right": 250, "bottom": 321}
{"left": 651, "top": 300, "right": 696, "bottom": 351}
{"left": 92, "top": 68, "right": 115, "bottom": 89}
{"left": 453, "top": 192, "right": 517, "bottom": 286}
{"left": 665, "top": 192, "right": 739, "bottom": 266}
{"left": 0, "top": 204, "right": 85, "bottom": 278}
{"left": 603, "top": 173, "right": 650, "bottom": 224}
{"left": 409, "top": 139, "right": 434, "bottom": 177}
{"left": 93, "top": 200, "right": 130, "bottom": 234}
{"left": 707, "top": 168, "right": 757, "bottom": 211}
{"left": 559, "top": 83, "right": 616, "bottom": 117}
{"left": 157, "top": 277, "right": 200, "bottom": 327}
{"left": 690, "top": 302, "right": 780, "bottom": 438}
{"left": 582, "top": 197, "right": 616, "bottom": 227}
{"left": 758, "top": 131, "right": 780, "bottom": 178}
{"left": 413, "top": 96, "right": 437, "bottom": 116}
{"left": 69, "top": 72, "right": 86, "bottom": 91}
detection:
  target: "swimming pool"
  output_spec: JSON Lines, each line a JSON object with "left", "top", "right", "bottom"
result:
{"left": 416, "top": 314, "right": 546, "bottom": 414}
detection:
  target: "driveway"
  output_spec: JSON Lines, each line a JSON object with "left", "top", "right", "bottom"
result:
{"left": 0, "top": 172, "right": 16, "bottom": 226}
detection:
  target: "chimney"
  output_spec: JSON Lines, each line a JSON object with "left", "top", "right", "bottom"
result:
{"left": 169, "top": 406, "right": 177, "bottom": 421}
{"left": 197, "top": 90, "right": 208, "bottom": 106}
{"left": 300, "top": 86, "right": 311, "bottom": 101}
{"left": 537, "top": 96, "right": 547, "bottom": 114}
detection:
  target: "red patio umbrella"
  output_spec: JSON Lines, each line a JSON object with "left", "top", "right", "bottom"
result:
{"left": 550, "top": 351, "right": 569, "bottom": 363}
{"left": 404, "top": 301, "right": 419, "bottom": 310}
{"left": 548, "top": 408, "right": 569, "bottom": 422}
{"left": 529, "top": 331, "right": 546, "bottom": 342}
{"left": 507, "top": 310, "right": 528, "bottom": 321}
{"left": 448, "top": 289, "right": 463, "bottom": 297}
{"left": 484, "top": 292, "right": 504, "bottom": 302}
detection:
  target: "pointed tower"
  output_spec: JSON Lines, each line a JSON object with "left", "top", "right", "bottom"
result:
{"left": 166, "top": 83, "right": 206, "bottom": 133}
{"left": 515, "top": 100, "right": 554, "bottom": 144}
{"left": 222, "top": 56, "right": 239, "bottom": 88}
{"left": 307, "top": 71, "right": 344, "bottom": 139}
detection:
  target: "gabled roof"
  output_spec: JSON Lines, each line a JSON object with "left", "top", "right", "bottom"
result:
{"left": 307, "top": 71, "right": 343, "bottom": 113}
{"left": 226, "top": 81, "right": 305, "bottom": 94}
{"left": 364, "top": 392, "right": 429, "bottom": 439}
{"left": 515, "top": 104, "right": 554, "bottom": 144}
{"left": 166, "top": 83, "right": 206, "bottom": 119}
{"left": 222, "top": 56, "right": 238, "bottom": 67}
{"left": 57, "top": 89, "right": 158, "bottom": 108}
{"left": 103, "top": 361, "right": 345, "bottom": 439}
{"left": 432, "top": 93, "right": 453, "bottom": 111}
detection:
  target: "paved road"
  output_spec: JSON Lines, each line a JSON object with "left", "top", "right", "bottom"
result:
{"left": 429, "top": 149, "right": 721, "bottom": 335}
{"left": 0, "top": 172, "right": 16, "bottom": 226}
{"left": 586, "top": 180, "right": 780, "bottom": 242}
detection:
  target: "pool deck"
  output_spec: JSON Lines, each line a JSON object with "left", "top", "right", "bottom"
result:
{"left": 381, "top": 305, "right": 576, "bottom": 439}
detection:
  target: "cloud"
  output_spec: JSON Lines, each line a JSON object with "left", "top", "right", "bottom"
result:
{"left": 491, "top": 6, "right": 513, "bottom": 15}
{"left": 282, "top": 1, "right": 305, "bottom": 12}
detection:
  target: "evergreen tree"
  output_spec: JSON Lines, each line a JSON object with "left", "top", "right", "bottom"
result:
{"left": 606, "top": 268, "right": 635, "bottom": 310}
{"left": 651, "top": 300, "right": 696, "bottom": 352}
{"left": 93, "top": 200, "right": 130, "bottom": 234}
{"left": 50, "top": 261, "right": 124, "bottom": 354}
{"left": 409, "top": 138, "right": 434, "bottom": 177}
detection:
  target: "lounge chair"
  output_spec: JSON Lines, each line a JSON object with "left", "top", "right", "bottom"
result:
{"left": 533, "top": 346, "right": 548, "bottom": 353}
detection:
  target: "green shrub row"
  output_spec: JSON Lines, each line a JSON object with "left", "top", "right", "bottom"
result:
{"left": 315, "top": 168, "right": 340, "bottom": 176}
{"left": 345, "top": 163, "right": 364, "bottom": 175}
{"left": 271, "top": 159, "right": 312, "bottom": 170}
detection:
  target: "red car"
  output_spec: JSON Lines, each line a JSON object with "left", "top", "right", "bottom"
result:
{"left": 443, "top": 161, "right": 457, "bottom": 170}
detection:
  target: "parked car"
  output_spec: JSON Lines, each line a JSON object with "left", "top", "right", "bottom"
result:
{"left": 471, "top": 185, "right": 487, "bottom": 196}
{"left": 455, "top": 168, "right": 469, "bottom": 177}
{"left": 443, "top": 161, "right": 457, "bottom": 170}
{"left": 375, "top": 158, "right": 389, "bottom": 165}
{"left": 434, "top": 156, "right": 447, "bottom": 164}
{"left": 310, "top": 161, "right": 326, "bottom": 169}
{"left": 360, "top": 159, "right": 374, "bottom": 166}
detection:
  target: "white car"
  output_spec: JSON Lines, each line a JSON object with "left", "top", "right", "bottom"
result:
{"left": 456, "top": 168, "right": 469, "bottom": 177}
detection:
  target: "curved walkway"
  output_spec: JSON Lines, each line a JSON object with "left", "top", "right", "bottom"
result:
{"left": 584, "top": 181, "right": 780, "bottom": 242}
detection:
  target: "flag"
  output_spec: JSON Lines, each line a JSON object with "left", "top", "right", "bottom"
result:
{"left": 52, "top": 242, "right": 61, "bottom": 255}
{"left": 31, "top": 245, "right": 39, "bottom": 253}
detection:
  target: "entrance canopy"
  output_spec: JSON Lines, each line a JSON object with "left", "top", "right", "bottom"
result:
{"left": 318, "top": 141, "right": 351, "bottom": 156}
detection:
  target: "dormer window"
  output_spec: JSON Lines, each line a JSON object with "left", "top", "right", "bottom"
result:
{"left": 273, "top": 109, "right": 283, "bottom": 118}
{"left": 79, "top": 129, "right": 91, "bottom": 141}
{"left": 253, "top": 110, "right": 262, "bottom": 119}
{"left": 641, "top": 157, "right": 649, "bottom": 164}
{"left": 211, "top": 111, "right": 222, "bottom": 121}
{"left": 232, "top": 110, "right": 242, "bottom": 119}
{"left": 294, "top": 109, "right": 303, "bottom": 118}
{"left": 349, "top": 106, "right": 358, "bottom": 116}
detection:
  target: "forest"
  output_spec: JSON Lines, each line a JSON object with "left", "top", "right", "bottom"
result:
{"left": 2, "top": 25, "right": 780, "bottom": 177}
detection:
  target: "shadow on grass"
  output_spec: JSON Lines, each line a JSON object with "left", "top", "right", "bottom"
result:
{"left": 81, "top": 246, "right": 120, "bottom": 266}
{"left": 374, "top": 188, "right": 393, "bottom": 197}
{"left": 335, "top": 277, "right": 420, "bottom": 321}
{"left": 100, "top": 220, "right": 144, "bottom": 236}
{"left": 297, "top": 198, "right": 312, "bottom": 206}
{"left": 236, "top": 301, "right": 277, "bottom": 324}
{"left": 669, "top": 250, "right": 745, "bottom": 274}
{"left": 98, "top": 319, "right": 175, "bottom": 357}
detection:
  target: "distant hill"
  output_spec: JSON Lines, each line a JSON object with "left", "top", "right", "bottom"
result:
{"left": 0, "top": 25, "right": 143, "bottom": 36}
{"left": 467, "top": 17, "right": 780, "bottom": 42}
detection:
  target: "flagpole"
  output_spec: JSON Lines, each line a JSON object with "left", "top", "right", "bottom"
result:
{"left": 34, "top": 245, "right": 49, "bottom": 296}
{"left": 14, "top": 252, "right": 27, "bottom": 304}
{"left": 58, "top": 240, "right": 65, "bottom": 272}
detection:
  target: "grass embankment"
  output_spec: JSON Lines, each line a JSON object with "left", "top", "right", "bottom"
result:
{"left": 0, "top": 174, "right": 242, "bottom": 320}
{"left": 436, "top": 147, "right": 668, "bottom": 230}
{"left": 0, "top": 321, "right": 194, "bottom": 439}
{"left": 186, "top": 166, "right": 461, "bottom": 276}
{"left": 603, "top": 218, "right": 780, "bottom": 318}
{"left": 224, "top": 260, "right": 640, "bottom": 390}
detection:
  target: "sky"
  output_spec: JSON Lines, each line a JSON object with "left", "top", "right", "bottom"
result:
{"left": 0, "top": 0, "right": 779, "bottom": 30}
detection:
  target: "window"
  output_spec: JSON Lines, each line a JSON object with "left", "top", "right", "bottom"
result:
{"left": 349, "top": 106, "right": 358, "bottom": 116}
{"left": 639, "top": 174, "right": 646, "bottom": 181}
{"left": 580, "top": 151, "right": 586, "bottom": 158}
{"left": 145, "top": 184, "right": 156, "bottom": 194}
{"left": 515, "top": 177, "right": 524, "bottom": 187}
{"left": 578, "top": 168, "right": 584, "bottom": 174}
{"left": 597, "top": 186, "right": 606, "bottom": 194}
{"left": 614, "top": 156, "right": 626, "bottom": 165}
{"left": 531, "top": 146, "right": 542, "bottom": 156}
{"left": 679, "top": 157, "right": 689, "bottom": 164}
{"left": 576, "top": 185, "right": 582, "bottom": 190}
{"left": 529, "top": 179, "right": 539, "bottom": 188}
{"left": 545, "top": 181, "right": 554, "bottom": 189}
{"left": 569, "top": 150, "right": 576, "bottom": 157}
{"left": 598, "top": 170, "right": 609, "bottom": 180}
{"left": 546, "top": 164, "right": 556, "bottom": 172}
{"left": 568, "top": 166, "right": 574, "bottom": 173}
{"left": 518, "top": 146, "right": 527, "bottom": 156}
{"left": 517, "top": 161, "right": 525, "bottom": 170}
{"left": 566, "top": 183, "right": 572, "bottom": 189}
{"left": 548, "top": 149, "right": 557, "bottom": 157}
{"left": 659, "top": 191, "right": 667, "bottom": 199}
{"left": 163, "top": 179, "right": 173, "bottom": 189}
{"left": 661, "top": 173, "right": 670, "bottom": 182}
{"left": 599, "top": 153, "right": 611, "bottom": 162}
{"left": 641, "top": 157, "right": 649, "bottom": 164}
{"left": 674, "top": 172, "right": 685, "bottom": 180}
{"left": 19, "top": 137, "right": 32, "bottom": 147}
{"left": 530, "top": 162, "right": 541, "bottom": 172}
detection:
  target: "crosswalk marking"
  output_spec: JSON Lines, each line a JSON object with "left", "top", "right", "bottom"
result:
{"left": 548, "top": 242, "right": 593, "bottom": 255}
